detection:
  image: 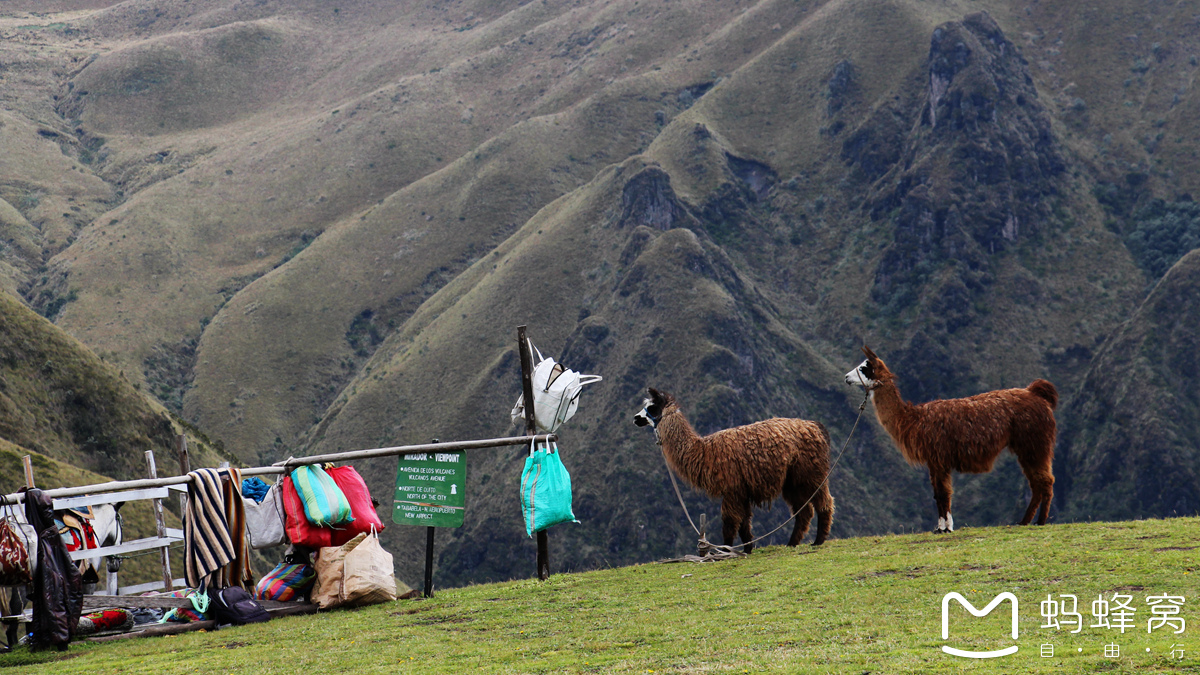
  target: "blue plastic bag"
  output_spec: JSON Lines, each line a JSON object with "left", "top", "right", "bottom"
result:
{"left": 520, "top": 440, "right": 578, "bottom": 537}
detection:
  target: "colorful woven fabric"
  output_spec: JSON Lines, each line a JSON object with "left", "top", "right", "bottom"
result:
{"left": 281, "top": 475, "right": 332, "bottom": 548}
{"left": 255, "top": 562, "right": 316, "bottom": 602}
{"left": 184, "top": 467, "right": 253, "bottom": 589}
{"left": 75, "top": 609, "right": 134, "bottom": 635}
{"left": 159, "top": 589, "right": 209, "bottom": 622}
{"left": 290, "top": 465, "right": 354, "bottom": 527}
{"left": 56, "top": 515, "right": 98, "bottom": 553}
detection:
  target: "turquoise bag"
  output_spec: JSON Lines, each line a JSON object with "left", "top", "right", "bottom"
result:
{"left": 290, "top": 464, "right": 355, "bottom": 527}
{"left": 520, "top": 439, "right": 578, "bottom": 537}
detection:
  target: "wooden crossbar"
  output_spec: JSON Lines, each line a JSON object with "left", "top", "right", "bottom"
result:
{"left": 68, "top": 534, "right": 182, "bottom": 561}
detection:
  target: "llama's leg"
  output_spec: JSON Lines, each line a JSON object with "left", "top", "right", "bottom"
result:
{"left": 4, "top": 586, "right": 24, "bottom": 648}
{"left": 812, "top": 485, "right": 834, "bottom": 546}
{"left": 787, "top": 502, "right": 814, "bottom": 547}
{"left": 1017, "top": 455, "right": 1055, "bottom": 525}
{"left": 720, "top": 499, "right": 745, "bottom": 549}
{"left": 782, "top": 478, "right": 814, "bottom": 546}
{"left": 930, "top": 470, "right": 954, "bottom": 533}
{"left": 2, "top": 587, "right": 14, "bottom": 649}
{"left": 1036, "top": 476, "right": 1054, "bottom": 525}
{"left": 738, "top": 508, "right": 755, "bottom": 555}
{"left": 1020, "top": 473, "right": 1054, "bottom": 525}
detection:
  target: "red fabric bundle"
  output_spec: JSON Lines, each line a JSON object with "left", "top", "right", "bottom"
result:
{"left": 75, "top": 608, "right": 134, "bottom": 634}
{"left": 282, "top": 466, "right": 384, "bottom": 548}
{"left": 282, "top": 475, "right": 331, "bottom": 548}
{"left": 326, "top": 466, "right": 384, "bottom": 546}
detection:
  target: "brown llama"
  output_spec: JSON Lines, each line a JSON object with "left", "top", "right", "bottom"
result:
{"left": 844, "top": 346, "right": 1058, "bottom": 533}
{"left": 634, "top": 387, "right": 835, "bottom": 553}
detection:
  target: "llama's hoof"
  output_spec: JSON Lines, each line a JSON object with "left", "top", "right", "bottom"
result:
{"left": 933, "top": 528, "right": 947, "bottom": 534}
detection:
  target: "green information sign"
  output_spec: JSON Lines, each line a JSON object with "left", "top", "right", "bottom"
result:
{"left": 393, "top": 450, "right": 467, "bottom": 528}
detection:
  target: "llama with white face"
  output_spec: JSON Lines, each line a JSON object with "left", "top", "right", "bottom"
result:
{"left": 845, "top": 346, "right": 1058, "bottom": 533}
{"left": 635, "top": 387, "right": 835, "bottom": 552}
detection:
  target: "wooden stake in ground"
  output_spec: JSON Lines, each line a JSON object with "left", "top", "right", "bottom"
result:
{"left": 424, "top": 526, "right": 435, "bottom": 598}
{"left": 146, "top": 450, "right": 172, "bottom": 593}
{"left": 175, "top": 435, "right": 190, "bottom": 517}
{"left": 517, "top": 325, "right": 550, "bottom": 581}
{"left": 22, "top": 455, "right": 34, "bottom": 489}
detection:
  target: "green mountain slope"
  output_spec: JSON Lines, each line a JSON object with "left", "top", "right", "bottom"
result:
{"left": 1056, "top": 249, "right": 1200, "bottom": 521}
{"left": 0, "top": 291, "right": 227, "bottom": 479}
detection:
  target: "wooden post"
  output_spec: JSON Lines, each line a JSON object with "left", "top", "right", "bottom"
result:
{"left": 146, "top": 450, "right": 172, "bottom": 593}
{"left": 424, "top": 526, "right": 435, "bottom": 598}
{"left": 517, "top": 326, "right": 550, "bottom": 581}
{"left": 176, "top": 435, "right": 190, "bottom": 516}
{"left": 22, "top": 455, "right": 34, "bottom": 488}
{"left": 423, "top": 438, "right": 439, "bottom": 598}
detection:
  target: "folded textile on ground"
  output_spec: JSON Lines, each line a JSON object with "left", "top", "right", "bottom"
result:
{"left": 75, "top": 609, "right": 134, "bottom": 635}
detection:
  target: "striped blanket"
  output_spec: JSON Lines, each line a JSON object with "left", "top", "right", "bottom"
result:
{"left": 184, "top": 468, "right": 253, "bottom": 589}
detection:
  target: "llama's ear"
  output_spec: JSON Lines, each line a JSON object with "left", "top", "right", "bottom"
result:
{"left": 648, "top": 387, "right": 661, "bottom": 401}
{"left": 862, "top": 345, "right": 879, "bottom": 362}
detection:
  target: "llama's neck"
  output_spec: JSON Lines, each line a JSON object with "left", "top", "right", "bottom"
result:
{"left": 870, "top": 380, "right": 924, "bottom": 465}
{"left": 656, "top": 408, "right": 709, "bottom": 489}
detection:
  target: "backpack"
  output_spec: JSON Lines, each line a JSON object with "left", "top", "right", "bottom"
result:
{"left": 510, "top": 342, "right": 602, "bottom": 432}
{"left": 207, "top": 585, "right": 272, "bottom": 625}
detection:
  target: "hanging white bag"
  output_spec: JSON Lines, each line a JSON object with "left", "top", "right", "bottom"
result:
{"left": 242, "top": 481, "right": 287, "bottom": 549}
{"left": 510, "top": 341, "right": 602, "bottom": 432}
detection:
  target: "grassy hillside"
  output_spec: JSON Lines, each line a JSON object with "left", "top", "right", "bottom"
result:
{"left": 0, "top": 0, "right": 1198, "bottom": 588}
{"left": 12, "top": 518, "right": 1199, "bottom": 674}
{"left": 0, "top": 290, "right": 228, "bottom": 480}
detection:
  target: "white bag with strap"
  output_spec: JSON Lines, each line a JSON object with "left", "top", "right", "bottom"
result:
{"left": 510, "top": 342, "right": 602, "bottom": 432}
{"left": 242, "top": 481, "right": 287, "bottom": 550}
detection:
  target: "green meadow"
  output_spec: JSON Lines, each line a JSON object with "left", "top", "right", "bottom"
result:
{"left": 10, "top": 517, "right": 1197, "bottom": 674}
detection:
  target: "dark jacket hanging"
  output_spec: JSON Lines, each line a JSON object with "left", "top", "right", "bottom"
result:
{"left": 23, "top": 488, "right": 83, "bottom": 649}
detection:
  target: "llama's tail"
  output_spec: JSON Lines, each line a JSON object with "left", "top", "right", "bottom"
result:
{"left": 1027, "top": 379, "right": 1058, "bottom": 410}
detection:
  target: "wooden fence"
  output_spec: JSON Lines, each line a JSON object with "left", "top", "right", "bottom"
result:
{"left": 1, "top": 325, "right": 564, "bottom": 626}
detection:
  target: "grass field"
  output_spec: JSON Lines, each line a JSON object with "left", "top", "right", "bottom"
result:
{"left": 9, "top": 517, "right": 1197, "bottom": 674}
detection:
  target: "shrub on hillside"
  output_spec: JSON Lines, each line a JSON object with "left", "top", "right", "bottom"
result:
{"left": 1124, "top": 198, "right": 1200, "bottom": 282}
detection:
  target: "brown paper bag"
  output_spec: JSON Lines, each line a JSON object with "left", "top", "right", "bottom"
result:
{"left": 340, "top": 532, "right": 397, "bottom": 607}
{"left": 312, "top": 532, "right": 366, "bottom": 609}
